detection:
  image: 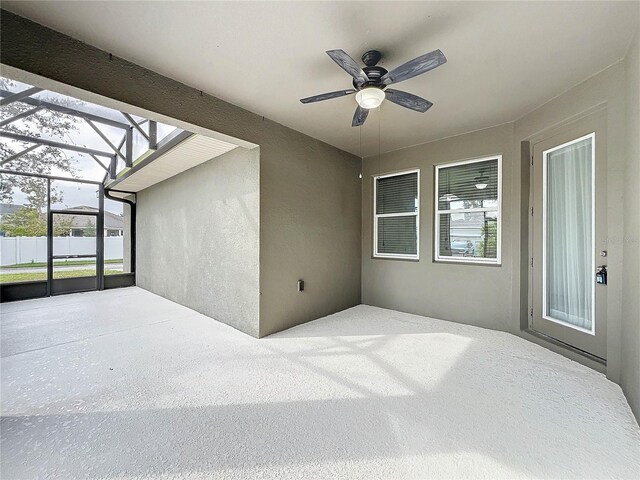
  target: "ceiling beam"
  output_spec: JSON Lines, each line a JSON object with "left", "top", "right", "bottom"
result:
{"left": 0, "top": 87, "right": 43, "bottom": 107}
{"left": 121, "top": 112, "right": 149, "bottom": 141}
{"left": 0, "top": 168, "right": 103, "bottom": 185}
{"left": 89, "top": 153, "right": 110, "bottom": 173}
{"left": 0, "top": 89, "right": 129, "bottom": 129}
{"left": 85, "top": 118, "right": 127, "bottom": 162}
{"left": 0, "top": 131, "right": 114, "bottom": 157}
{"left": 148, "top": 121, "right": 157, "bottom": 150}
{"left": 109, "top": 154, "right": 117, "bottom": 179}
{"left": 125, "top": 127, "right": 133, "bottom": 167}
{"left": 0, "top": 106, "right": 43, "bottom": 127}
{"left": 0, "top": 144, "right": 40, "bottom": 166}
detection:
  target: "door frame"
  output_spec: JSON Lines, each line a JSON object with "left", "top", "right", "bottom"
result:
{"left": 48, "top": 207, "right": 104, "bottom": 296}
{"left": 46, "top": 178, "right": 104, "bottom": 295}
{"left": 529, "top": 110, "right": 607, "bottom": 360}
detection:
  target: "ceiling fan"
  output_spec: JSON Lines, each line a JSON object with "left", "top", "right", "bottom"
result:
{"left": 300, "top": 48, "right": 447, "bottom": 127}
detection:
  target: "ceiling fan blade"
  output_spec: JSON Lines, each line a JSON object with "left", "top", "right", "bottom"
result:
{"left": 326, "top": 49, "right": 369, "bottom": 85}
{"left": 352, "top": 105, "right": 369, "bottom": 127}
{"left": 300, "top": 89, "right": 356, "bottom": 104}
{"left": 381, "top": 49, "right": 447, "bottom": 85}
{"left": 384, "top": 89, "right": 433, "bottom": 113}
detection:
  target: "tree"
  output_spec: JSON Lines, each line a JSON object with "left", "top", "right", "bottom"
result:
{"left": 82, "top": 218, "right": 97, "bottom": 237}
{"left": 0, "top": 207, "right": 74, "bottom": 237}
{"left": 0, "top": 208, "right": 44, "bottom": 236}
{"left": 476, "top": 218, "right": 497, "bottom": 258}
{"left": 54, "top": 216, "right": 74, "bottom": 237}
{"left": 0, "top": 78, "right": 81, "bottom": 211}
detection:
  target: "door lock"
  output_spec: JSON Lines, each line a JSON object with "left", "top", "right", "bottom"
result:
{"left": 596, "top": 265, "right": 607, "bottom": 285}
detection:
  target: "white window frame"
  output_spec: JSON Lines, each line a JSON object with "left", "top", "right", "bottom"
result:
{"left": 541, "top": 132, "right": 596, "bottom": 335}
{"left": 434, "top": 155, "right": 502, "bottom": 265}
{"left": 373, "top": 168, "right": 420, "bottom": 260}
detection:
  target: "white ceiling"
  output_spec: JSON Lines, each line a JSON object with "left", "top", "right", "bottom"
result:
{"left": 4, "top": 1, "right": 639, "bottom": 156}
{"left": 108, "top": 134, "right": 238, "bottom": 192}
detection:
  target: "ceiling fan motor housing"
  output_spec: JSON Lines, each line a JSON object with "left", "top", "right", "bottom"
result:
{"left": 355, "top": 50, "right": 388, "bottom": 89}
{"left": 362, "top": 49, "right": 383, "bottom": 66}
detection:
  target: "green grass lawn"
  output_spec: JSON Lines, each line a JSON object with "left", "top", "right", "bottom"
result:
{"left": 2, "top": 259, "right": 123, "bottom": 269}
{"left": 0, "top": 269, "right": 122, "bottom": 283}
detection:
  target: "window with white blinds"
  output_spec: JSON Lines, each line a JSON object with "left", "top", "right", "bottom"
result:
{"left": 374, "top": 169, "right": 419, "bottom": 259}
{"left": 435, "top": 156, "right": 501, "bottom": 264}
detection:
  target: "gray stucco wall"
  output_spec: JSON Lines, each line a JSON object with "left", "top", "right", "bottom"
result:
{"left": 259, "top": 130, "right": 361, "bottom": 337}
{"left": 621, "top": 27, "right": 640, "bottom": 421}
{"left": 361, "top": 123, "right": 516, "bottom": 333}
{"left": 0, "top": 11, "right": 361, "bottom": 337}
{"left": 136, "top": 147, "right": 260, "bottom": 336}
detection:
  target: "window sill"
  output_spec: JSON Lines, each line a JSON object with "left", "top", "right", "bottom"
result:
{"left": 434, "top": 257, "right": 501, "bottom": 267}
{"left": 373, "top": 254, "right": 419, "bottom": 262}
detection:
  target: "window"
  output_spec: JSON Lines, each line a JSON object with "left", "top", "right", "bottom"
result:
{"left": 373, "top": 169, "right": 419, "bottom": 259}
{"left": 435, "top": 156, "right": 501, "bottom": 264}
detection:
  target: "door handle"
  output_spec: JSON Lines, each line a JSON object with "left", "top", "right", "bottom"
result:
{"left": 596, "top": 265, "right": 607, "bottom": 285}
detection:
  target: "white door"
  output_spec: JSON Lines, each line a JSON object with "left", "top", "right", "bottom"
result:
{"left": 531, "top": 112, "right": 607, "bottom": 359}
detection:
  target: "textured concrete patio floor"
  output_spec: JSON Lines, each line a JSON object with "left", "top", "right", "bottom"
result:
{"left": 1, "top": 287, "right": 639, "bottom": 479}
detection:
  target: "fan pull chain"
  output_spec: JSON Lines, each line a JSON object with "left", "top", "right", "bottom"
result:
{"left": 378, "top": 106, "right": 381, "bottom": 175}
{"left": 359, "top": 122, "right": 363, "bottom": 179}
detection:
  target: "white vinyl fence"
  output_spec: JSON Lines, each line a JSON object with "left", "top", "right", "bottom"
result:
{"left": 0, "top": 236, "right": 124, "bottom": 266}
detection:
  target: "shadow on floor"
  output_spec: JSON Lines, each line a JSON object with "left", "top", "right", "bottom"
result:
{"left": 3, "top": 334, "right": 638, "bottom": 479}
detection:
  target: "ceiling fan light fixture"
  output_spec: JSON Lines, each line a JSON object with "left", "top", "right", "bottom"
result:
{"left": 474, "top": 172, "right": 489, "bottom": 190}
{"left": 439, "top": 193, "right": 459, "bottom": 202}
{"left": 355, "top": 87, "right": 385, "bottom": 109}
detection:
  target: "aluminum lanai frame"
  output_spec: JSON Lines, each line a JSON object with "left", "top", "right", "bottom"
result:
{"left": 0, "top": 84, "right": 178, "bottom": 301}
{"left": 0, "top": 84, "right": 197, "bottom": 301}
{"left": 0, "top": 86, "right": 160, "bottom": 175}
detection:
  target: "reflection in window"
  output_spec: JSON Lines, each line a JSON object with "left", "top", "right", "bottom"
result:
{"left": 435, "top": 157, "right": 501, "bottom": 264}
